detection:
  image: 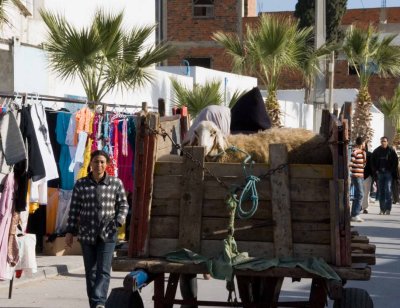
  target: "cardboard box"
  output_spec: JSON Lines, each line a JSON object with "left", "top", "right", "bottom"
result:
{"left": 43, "top": 236, "right": 82, "bottom": 256}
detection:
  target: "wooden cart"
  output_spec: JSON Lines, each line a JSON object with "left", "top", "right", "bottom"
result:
{"left": 112, "top": 105, "right": 375, "bottom": 307}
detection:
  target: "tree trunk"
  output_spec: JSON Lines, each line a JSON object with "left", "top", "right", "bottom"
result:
{"left": 352, "top": 87, "right": 374, "bottom": 143}
{"left": 266, "top": 89, "right": 282, "bottom": 127}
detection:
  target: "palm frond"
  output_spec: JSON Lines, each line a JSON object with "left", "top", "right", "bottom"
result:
{"left": 228, "top": 89, "right": 247, "bottom": 109}
{"left": 41, "top": 9, "right": 172, "bottom": 102}
{"left": 0, "top": 0, "right": 11, "bottom": 27}
{"left": 171, "top": 79, "right": 223, "bottom": 118}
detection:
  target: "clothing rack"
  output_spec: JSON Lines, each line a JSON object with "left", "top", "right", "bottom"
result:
{"left": 1, "top": 90, "right": 158, "bottom": 299}
{"left": 0, "top": 92, "right": 158, "bottom": 111}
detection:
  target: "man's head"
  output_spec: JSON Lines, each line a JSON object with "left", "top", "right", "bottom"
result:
{"left": 90, "top": 150, "right": 110, "bottom": 177}
{"left": 380, "top": 136, "right": 389, "bottom": 149}
{"left": 355, "top": 136, "right": 365, "bottom": 149}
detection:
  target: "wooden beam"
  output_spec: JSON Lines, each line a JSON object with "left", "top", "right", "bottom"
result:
{"left": 269, "top": 144, "right": 293, "bottom": 258}
{"left": 178, "top": 146, "right": 205, "bottom": 252}
{"left": 330, "top": 180, "right": 341, "bottom": 266}
{"left": 139, "top": 113, "right": 159, "bottom": 256}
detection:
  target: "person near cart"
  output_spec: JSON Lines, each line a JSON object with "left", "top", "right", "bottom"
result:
{"left": 362, "top": 145, "right": 373, "bottom": 214}
{"left": 350, "top": 137, "right": 366, "bottom": 222}
{"left": 65, "top": 150, "right": 129, "bottom": 308}
{"left": 371, "top": 136, "right": 399, "bottom": 215}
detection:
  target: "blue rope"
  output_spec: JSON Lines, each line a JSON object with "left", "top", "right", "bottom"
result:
{"left": 235, "top": 175, "right": 260, "bottom": 219}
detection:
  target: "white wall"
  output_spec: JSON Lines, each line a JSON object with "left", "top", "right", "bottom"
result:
{"left": 276, "top": 89, "right": 359, "bottom": 106}
{"left": 13, "top": 44, "right": 193, "bottom": 115}
{"left": 274, "top": 88, "right": 384, "bottom": 149}
{"left": 1, "top": 0, "right": 156, "bottom": 46}
{"left": 157, "top": 66, "right": 258, "bottom": 106}
{"left": 278, "top": 100, "right": 314, "bottom": 130}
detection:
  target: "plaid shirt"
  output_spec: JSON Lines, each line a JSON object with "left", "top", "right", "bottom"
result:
{"left": 66, "top": 173, "right": 129, "bottom": 244}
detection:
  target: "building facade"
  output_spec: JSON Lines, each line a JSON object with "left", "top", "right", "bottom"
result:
{"left": 163, "top": 4, "right": 400, "bottom": 102}
{"left": 160, "top": 0, "right": 257, "bottom": 71}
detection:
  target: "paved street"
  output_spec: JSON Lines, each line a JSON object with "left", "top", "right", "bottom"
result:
{"left": 0, "top": 199, "right": 398, "bottom": 307}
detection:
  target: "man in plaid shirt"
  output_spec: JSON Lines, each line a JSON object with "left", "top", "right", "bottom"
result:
{"left": 65, "top": 150, "right": 128, "bottom": 308}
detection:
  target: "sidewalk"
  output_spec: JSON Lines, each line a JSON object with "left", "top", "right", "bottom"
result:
{"left": 0, "top": 255, "right": 84, "bottom": 290}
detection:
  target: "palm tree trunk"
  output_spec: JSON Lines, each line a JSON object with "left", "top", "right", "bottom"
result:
{"left": 352, "top": 87, "right": 374, "bottom": 143}
{"left": 265, "top": 89, "right": 282, "bottom": 127}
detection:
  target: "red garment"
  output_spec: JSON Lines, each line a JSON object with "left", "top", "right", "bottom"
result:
{"left": 117, "top": 128, "right": 134, "bottom": 192}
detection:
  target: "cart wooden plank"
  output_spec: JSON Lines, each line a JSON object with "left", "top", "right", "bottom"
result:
{"left": 112, "top": 257, "right": 371, "bottom": 281}
{"left": 178, "top": 146, "right": 205, "bottom": 253}
{"left": 268, "top": 144, "right": 293, "bottom": 258}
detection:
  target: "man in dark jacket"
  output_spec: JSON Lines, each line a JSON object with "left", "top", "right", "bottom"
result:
{"left": 371, "top": 136, "right": 399, "bottom": 215}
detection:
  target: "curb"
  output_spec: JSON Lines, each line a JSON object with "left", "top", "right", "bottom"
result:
{"left": 0, "top": 264, "right": 85, "bottom": 290}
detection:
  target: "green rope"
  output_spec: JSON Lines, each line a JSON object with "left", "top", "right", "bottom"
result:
{"left": 235, "top": 175, "right": 260, "bottom": 220}
{"left": 225, "top": 146, "right": 260, "bottom": 220}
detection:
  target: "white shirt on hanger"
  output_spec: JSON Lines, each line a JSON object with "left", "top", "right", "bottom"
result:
{"left": 30, "top": 104, "right": 59, "bottom": 181}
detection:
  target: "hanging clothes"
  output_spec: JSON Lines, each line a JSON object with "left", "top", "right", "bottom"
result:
{"left": 30, "top": 104, "right": 59, "bottom": 181}
{"left": 65, "top": 112, "right": 80, "bottom": 181}
{"left": 0, "top": 111, "right": 26, "bottom": 176}
{"left": 117, "top": 120, "right": 134, "bottom": 192}
{"left": 46, "top": 187, "right": 59, "bottom": 234}
{"left": 77, "top": 114, "right": 94, "bottom": 179}
{"left": 56, "top": 111, "right": 74, "bottom": 190}
{"left": 70, "top": 108, "right": 93, "bottom": 174}
{"left": 14, "top": 106, "right": 46, "bottom": 212}
{"left": 46, "top": 108, "right": 62, "bottom": 188}
{"left": 55, "top": 189, "right": 73, "bottom": 234}
{"left": 0, "top": 174, "right": 15, "bottom": 280}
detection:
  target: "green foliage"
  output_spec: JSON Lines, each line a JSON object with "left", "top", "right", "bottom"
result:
{"left": 40, "top": 9, "right": 174, "bottom": 102}
{"left": 344, "top": 24, "right": 400, "bottom": 142}
{"left": 0, "top": 0, "right": 11, "bottom": 27}
{"left": 294, "top": 0, "right": 347, "bottom": 43}
{"left": 228, "top": 89, "right": 247, "bottom": 109}
{"left": 171, "top": 79, "right": 246, "bottom": 118}
{"left": 171, "top": 79, "right": 223, "bottom": 118}
{"left": 213, "top": 14, "right": 313, "bottom": 126}
{"left": 342, "top": 25, "right": 400, "bottom": 90}
{"left": 379, "top": 85, "right": 400, "bottom": 130}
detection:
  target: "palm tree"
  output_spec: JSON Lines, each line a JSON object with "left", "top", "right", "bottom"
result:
{"left": 213, "top": 14, "right": 313, "bottom": 127}
{"left": 171, "top": 79, "right": 246, "bottom": 118}
{"left": 40, "top": 9, "right": 173, "bottom": 103}
{"left": 299, "top": 44, "right": 335, "bottom": 104}
{"left": 342, "top": 24, "right": 400, "bottom": 143}
{"left": 379, "top": 85, "right": 400, "bottom": 146}
{"left": 0, "top": 0, "right": 11, "bottom": 27}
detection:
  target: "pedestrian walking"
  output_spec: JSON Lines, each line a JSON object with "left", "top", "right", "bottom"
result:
{"left": 362, "top": 145, "right": 373, "bottom": 214}
{"left": 371, "top": 136, "right": 399, "bottom": 215}
{"left": 350, "top": 137, "right": 366, "bottom": 222}
{"left": 65, "top": 150, "right": 129, "bottom": 308}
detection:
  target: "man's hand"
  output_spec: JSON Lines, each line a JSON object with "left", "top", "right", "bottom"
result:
{"left": 65, "top": 233, "right": 74, "bottom": 248}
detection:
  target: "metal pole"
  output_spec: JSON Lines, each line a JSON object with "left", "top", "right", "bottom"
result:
{"left": 328, "top": 51, "right": 335, "bottom": 113}
{"left": 313, "top": 0, "right": 326, "bottom": 132}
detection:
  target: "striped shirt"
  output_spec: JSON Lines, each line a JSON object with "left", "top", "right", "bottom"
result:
{"left": 66, "top": 173, "right": 129, "bottom": 244}
{"left": 350, "top": 148, "right": 366, "bottom": 178}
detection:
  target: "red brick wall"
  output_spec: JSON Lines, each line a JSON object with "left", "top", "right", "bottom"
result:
{"left": 342, "top": 8, "right": 400, "bottom": 26}
{"left": 272, "top": 60, "right": 400, "bottom": 102}
{"left": 166, "top": 4, "right": 400, "bottom": 102}
{"left": 167, "top": 0, "right": 240, "bottom": 42}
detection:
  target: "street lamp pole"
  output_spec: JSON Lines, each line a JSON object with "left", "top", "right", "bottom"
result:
{"left": 313, "top": 0, "right": 326, "bottom": 131}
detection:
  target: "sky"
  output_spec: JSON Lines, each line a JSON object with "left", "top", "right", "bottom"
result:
{"left": 258, "top": 0, "right": 400, "bottom": 12}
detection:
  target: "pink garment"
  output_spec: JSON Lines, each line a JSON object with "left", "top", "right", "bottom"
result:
{"left": 0, "top": 174, "right": 15, "bottom": 280}
{"left": 117, "top": 130, "right": 134, "bottom": 193}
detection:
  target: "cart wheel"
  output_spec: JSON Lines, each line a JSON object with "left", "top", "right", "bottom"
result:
{"left": 333, "top": 288, "right": 373, "bottom": 308}
{"left": 105, "top": 287, "right": 144, "bottom": 308}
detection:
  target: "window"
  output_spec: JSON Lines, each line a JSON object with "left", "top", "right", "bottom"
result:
{"left": 193, "top": 0, "right": 214, "bottom": 18}
{"left": 184, "top": 57, "right": 212, "bottom": 69}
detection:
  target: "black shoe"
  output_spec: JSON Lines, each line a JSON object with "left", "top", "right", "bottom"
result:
{"left": 363, "top": 209, "right": 368, "bottom": 214}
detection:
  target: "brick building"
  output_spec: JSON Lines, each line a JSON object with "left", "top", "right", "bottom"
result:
{"left": 159, "top": 3, "right": 400, "bottom": 102}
